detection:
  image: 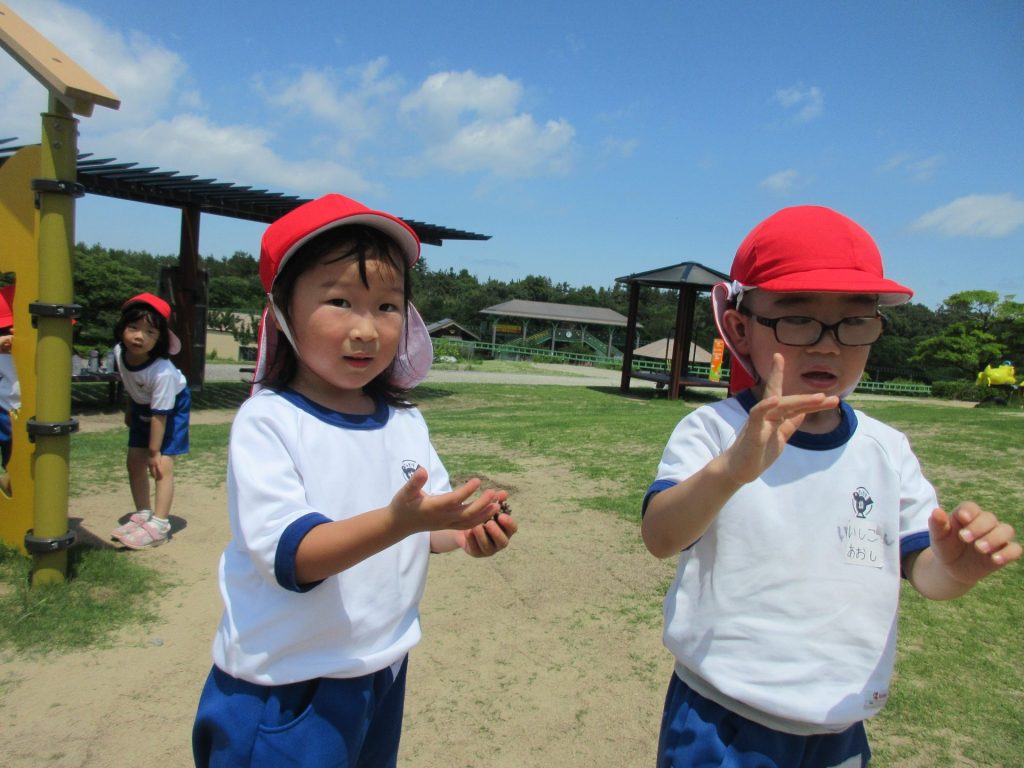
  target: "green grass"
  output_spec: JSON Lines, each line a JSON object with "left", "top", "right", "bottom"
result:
{"left": 0, "top": 542, "right": 171, "bottom": 654}
{"left": 7, "top": 377, "right": 1024, "bottom": 765}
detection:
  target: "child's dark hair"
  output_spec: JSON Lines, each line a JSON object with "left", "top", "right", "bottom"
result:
{"left": 113, "top": 304, "right": 171, "bottom": 360}
{"left": 259, "top": 224, "right": 415, "bottom": 409}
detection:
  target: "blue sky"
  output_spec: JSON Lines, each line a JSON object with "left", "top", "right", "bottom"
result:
{"left": 2, "top": 0, "right": 1022, "bottom": 310}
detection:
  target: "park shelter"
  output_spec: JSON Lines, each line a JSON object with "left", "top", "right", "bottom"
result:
{"left": 615, "top": 261, "right": 729, "bottom": 400}
{"left": 426, "top": 318, "right": 480, "bottom": 341}
{"left": 480, "top": 299, "right": 632, "bottom": 357}
{"left": 633, "top": 338, "right": 712, "bottom": 364}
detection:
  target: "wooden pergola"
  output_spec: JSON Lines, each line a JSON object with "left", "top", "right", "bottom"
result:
{"left": 616, "top": 261, "right": 729, "bottom": 400}
{"left": 0, "top": 139, "right": 491, "bottom": 389}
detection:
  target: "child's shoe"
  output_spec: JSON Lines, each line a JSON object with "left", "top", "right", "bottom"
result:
{"left": 116, "top": 517, "right": 170, "bottom": 550}
{"left": 111, "top": 510, "right": 152, "bottom": 540}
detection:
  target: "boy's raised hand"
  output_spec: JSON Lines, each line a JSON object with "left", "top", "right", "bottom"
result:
{"left": 725, "top": 353, "right": 839, "bottom": 484}
{"left": 392, "top": 466, "right": 505, "bottom": 534}
{"left": 927, "top": 502, "right": 1021, "bottom": 585}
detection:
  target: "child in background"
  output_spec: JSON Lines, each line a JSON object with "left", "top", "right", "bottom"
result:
{"left": 192, "top": 194, "right": 518, "bottom": 768}
{"left": 0, "top": 284, "right": 20, "bottom": 493}
{"left": 110, "top": 293, "right": 191, "bottom": 549}
{"left": 641, "top": 206, "right": 1020, "bottom": 768}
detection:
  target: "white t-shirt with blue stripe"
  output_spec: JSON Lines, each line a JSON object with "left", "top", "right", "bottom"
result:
{"left": 211, "top": 388, "right": 449, "bottom": 686}
{"left": 646, "top": 391, "right": 935, "bottom": 734}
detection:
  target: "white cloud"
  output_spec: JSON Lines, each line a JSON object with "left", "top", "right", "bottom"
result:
{"left": 258, "top": 58, "right": 403, "bottom": 155}
{"left": 101, "top": 114, "right": 377, "bottom": 196}
{"left": 878, "top": 153, "right": 944, "bottom": 182}
{"left": 600, "top": 137, "right": 639, "bottom": 159}
{"left": 774, "top": 84, "right": 824, "bottom": 123}
{"left": 0, "top": 0, "right": 187, "bottom": 135}
{"left": 422, "top": 115, "right": 575, "bottom": 178}
{"left": 2, "top": 3, "right": 574, "bottom": 191}
{"left": 759, "top": 169, "right": 804, "bottom": 194}
{"left": 913, "top": 195, "right": 1024, "bottom": 237}
{"left": 400, "top": 70, "right": 575, "bottom": 177}
{"left": 911, "top": 194, "right": 1024, "bottom": 238}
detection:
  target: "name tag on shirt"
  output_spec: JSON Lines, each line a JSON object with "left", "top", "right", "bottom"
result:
{"left": 840, "top": 519, "right": 885, "bottom": 568}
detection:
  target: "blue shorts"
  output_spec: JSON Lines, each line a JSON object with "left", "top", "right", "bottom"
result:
{"left": 127, "top": 387, "right": 190, "bottom": 455}
{"left": 0, "top": 410, "right": 10, "bottom": 467}
{"left": 192, "top": 658, "right": 408, "bottom": 768}
{"left": 658, "top": 673, "right": 871, "bottom": 768}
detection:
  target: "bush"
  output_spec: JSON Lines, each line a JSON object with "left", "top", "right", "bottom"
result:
{"left": 930, "top": 380, "right": 990, "bottom": 402}
{"left": 432, "top": 338, "right": 465, "bottom": 361}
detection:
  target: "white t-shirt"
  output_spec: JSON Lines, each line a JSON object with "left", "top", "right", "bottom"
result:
{"left": 211, "top": 388, "right": 450, "bottom": 686}
{"left": 646, "top": 391, "right": 936, "bottom": 734}
{"left": 114, "top": 344, "right": 187, "bottom": 411}
{"left": 0, "top": 354, "right": 20, "bottom": 412}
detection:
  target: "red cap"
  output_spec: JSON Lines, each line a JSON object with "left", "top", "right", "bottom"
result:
{"left": 712, "top": 206, "right": 910, "bottom": 393}
{"left": 252, "top": 194, "right": 432, "bottom": 394}
{"left": 0, "top": 285, "right": 14, "bottom": 327}
{"left": 259, "top": 193, "right": 420, "bottom": 293}
{"left": 122, "top": 292, "right": 181, "bottom": 355}
{"left": 730, "top": 206, "right": 912, "bottom": 304}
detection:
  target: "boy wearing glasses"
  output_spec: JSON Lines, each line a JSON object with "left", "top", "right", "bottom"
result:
{"left": 641, "top": 206, "right": 1019, "bottom": 768}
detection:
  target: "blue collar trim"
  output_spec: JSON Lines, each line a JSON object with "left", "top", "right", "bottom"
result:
{"left": 277, "top": 388, "right": 390, "bottom": 430}
{"left": 735, "top": 388, "right": 857, "bottom": 450}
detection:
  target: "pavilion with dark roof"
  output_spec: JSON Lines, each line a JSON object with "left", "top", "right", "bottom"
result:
{"left": 615, "top": 261, "right": 730, "bottom": 400}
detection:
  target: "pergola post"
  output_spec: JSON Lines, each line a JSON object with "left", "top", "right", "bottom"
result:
{"left": 619, "top": 282, "right": 641, "bottom": 393}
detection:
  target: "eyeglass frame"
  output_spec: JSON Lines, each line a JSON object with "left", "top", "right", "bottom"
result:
{"left": 736, "top": 306, "right": 888, "bottom": 347}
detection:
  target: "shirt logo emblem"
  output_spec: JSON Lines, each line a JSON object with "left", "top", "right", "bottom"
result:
{"left": 852, "top": 487, "right": 874, "bottom": 518}
{"left": 401, "top": 460, "right": 420, "bottom": 480}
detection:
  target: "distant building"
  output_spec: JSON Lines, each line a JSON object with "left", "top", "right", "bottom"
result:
{"left": 425, "top": 318, "right": 480, "bottom": 341}
{"left": 633, "top": 339, "right": 711, "bottom": 364}
{"left": 479, "top": 299, "right": 633, "bottom": 358}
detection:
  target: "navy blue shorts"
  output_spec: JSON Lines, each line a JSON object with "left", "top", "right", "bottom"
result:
{"left": 193, "top": 658, "right": 408, "bottom": 768}
{"left": 0, "top": 410, "right": 10, "bottom": 467}
{"left": 127, "top": 387, "right": 190, "bottom": 455}
{"left": 658, "top": 673, "right": 871, "bottom": 768}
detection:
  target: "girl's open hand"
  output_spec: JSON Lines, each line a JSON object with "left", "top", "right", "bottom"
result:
{"left": 391, "top": 466, "right": 505, "bottom": 534}
{"left": 724, "top": 353, "right": 839, "bottom": 484}
{"left": 456, "top": 509, "right": 518, "bottom": 557}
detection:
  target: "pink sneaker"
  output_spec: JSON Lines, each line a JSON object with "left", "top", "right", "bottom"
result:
{"left": 111, "top": 511, "right": 152, "bottom": 540}
{"left": 116, "top": 520, "right": 170, "bottom": 550}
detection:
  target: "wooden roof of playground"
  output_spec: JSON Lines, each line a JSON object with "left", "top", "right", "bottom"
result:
{"left": 0, "top": 137, "right": 491, "bottom": 247}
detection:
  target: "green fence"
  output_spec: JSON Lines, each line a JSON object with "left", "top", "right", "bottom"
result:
{"left": 441, "top": 339, "right": 934, "bottom": 397}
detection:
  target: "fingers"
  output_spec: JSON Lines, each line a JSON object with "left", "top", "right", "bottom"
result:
{"left": 951, "top": 502, "right": 1021, "bottom": 565}
{"left": 762, "top": 353, "right": 784, "bottom": 400}
{"left": 462, "top": 514, "right": 517, "bottom": 557}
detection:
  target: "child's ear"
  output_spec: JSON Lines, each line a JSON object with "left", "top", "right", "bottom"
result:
{"left": 721, "top": 308, "right": 751, "bottom": 355}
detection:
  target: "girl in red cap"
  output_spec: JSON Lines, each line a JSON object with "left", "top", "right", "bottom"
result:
{"left": 193, "top": 194, "right": 517, "bottom": 768}
{"left": 110, "top": 293, "right": 191, "bottom": 549}
{"left": 0, "top": 283, "right": 20, "bottom": 494}
{"left": 641, "top": 206, "right": 1019, "bottom": 767}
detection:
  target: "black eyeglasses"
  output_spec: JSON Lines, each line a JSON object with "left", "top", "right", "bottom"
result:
{"left": 738, "top": 307, "right": 886, "bottom": 347}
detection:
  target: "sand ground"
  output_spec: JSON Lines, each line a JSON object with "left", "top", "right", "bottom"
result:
{"left": 0, "top": 385, "right": 677, "bottom": 767}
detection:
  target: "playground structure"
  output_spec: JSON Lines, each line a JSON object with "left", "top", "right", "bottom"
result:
{"left": 0, "top": 2, "right": 121, "bottom": 584}
{"left": 976, "top": 361, "right": 1022, "bottom": 407}
{"left": 0, "top": 4, "right": 492, "bottom": 583}
{"left": 480, "top": 299, "right": 630, "bottom": 360}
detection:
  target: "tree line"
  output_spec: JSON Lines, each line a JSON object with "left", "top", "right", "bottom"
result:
{"left": 71, "top": 243, "right": 1022, "bottom": 383}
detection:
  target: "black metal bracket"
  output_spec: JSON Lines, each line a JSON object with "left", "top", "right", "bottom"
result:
{"left": 31, "top": 178, "right": 86, "bottom": 199}
{"left": 24, "top": 528, "right": 77, "bottom": 554}
{"left": 25, "top": 417, "right": 79, "bottom": 442}
{"left": 28, "top": 302, "right": 82, "bottom": 319}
